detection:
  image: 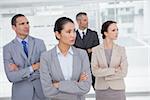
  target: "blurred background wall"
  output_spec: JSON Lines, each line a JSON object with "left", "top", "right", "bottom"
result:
{"left": 0, "top": 0, "right": 150, "bottom": 99}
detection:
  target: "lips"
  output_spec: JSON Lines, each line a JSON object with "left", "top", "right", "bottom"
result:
{"left": 70, "top": 39, "right": 76, "bottom": 43}
{"left": 24, "top": 29, "right": 29, "bottom": 33}
{"left": 70, "top": 40, "right": 75, "bottom": 42}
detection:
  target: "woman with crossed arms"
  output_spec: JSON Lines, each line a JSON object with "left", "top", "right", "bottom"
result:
{"left": 40, "top": 17, "right": 92, "bottom": 100}
{"left": 91, "top": 20, "right": 128, "bottom": 100}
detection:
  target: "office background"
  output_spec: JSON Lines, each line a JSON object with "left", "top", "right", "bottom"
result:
{"left": 0, "top": 0, "right": 150, "bottom": 99}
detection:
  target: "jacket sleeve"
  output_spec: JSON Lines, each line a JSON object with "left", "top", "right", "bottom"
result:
{"left": 3, "top": 46, "right": 31, "bottom": 83}
{"left": 40, "top": 53, "right": 59, "bottom": 97}
{"left": 93, "top": 31, "right": 100, "bottom": 47}
{"left": 91, "top": 47, "right": 115, "bottom": 77}
{"left": 58, "top": 50, "right": 92, "bottom": 95}
{"left": 105, "top": 47, "right": 128, "bottom": 80}
{"left": 40, "top": 40, "right": 47, "bottom": 54}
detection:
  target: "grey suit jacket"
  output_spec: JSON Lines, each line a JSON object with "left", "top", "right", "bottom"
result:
{"left": 40, "top": 46, "right": 92, "bottom": 100}
{"left": 3, "top": 36, "right": 47, "bottom": 100}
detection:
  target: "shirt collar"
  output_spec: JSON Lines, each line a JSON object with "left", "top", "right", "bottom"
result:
{"left": 16, "top": 36, "right": 29, "bottom": 44}
{"left": 78, "top": 28, "right": 87, "bottom": 35}
{"left": 56, "top": 45, "right": 73, "bottom": 55}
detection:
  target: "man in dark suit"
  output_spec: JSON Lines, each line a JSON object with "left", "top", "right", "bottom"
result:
{"left": 74, "top": 12, "right": 100, "bottom": 89}
{"left": 3, "top": 14, "right": 47, "bottom": 100}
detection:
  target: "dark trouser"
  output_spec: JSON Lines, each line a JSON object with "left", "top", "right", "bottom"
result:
{"left": 91, "top": 74, "right": 95, "bottom": 90}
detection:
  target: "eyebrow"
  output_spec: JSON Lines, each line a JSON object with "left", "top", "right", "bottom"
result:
{"left": 18, "top": 21, "right": 29, "bottom": 25}
{"left": 66, "top": 29, "right": 75, "bottom": 32}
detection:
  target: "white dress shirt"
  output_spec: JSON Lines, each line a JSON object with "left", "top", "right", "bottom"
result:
{"left": 78, "top": 28, "right": 87, "bottom": 39}
{"left": 56, "top": 46, "right": 73, "bottom": 80}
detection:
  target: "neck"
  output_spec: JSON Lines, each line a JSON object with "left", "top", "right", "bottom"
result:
{"left": 103, "top": 38, "right": 113, "bottom": 49}
{"left": 58, "top": 43, "right": 70, "bottom": 56}
{"left": 17, "top": 35, "right": 28, "bottom": 40}
{"left": 79, "top": 27, "right": 86, "bottom": 31}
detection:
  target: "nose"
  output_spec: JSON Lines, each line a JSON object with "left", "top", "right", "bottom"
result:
{"left": 116, "top": 30, "right": 119, "bottom": 34}
{"left": 25, "top": 23, "right": 29, "bottom": 28}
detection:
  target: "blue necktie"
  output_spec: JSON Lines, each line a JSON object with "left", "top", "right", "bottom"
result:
{"left": 22, "top": 41, "right": 28, "bottom": 57}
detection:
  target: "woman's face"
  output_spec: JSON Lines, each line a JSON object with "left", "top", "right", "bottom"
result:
{"left": 56, "top": 22, "right": 76, "bottom": 46}
{"left": 105, "top": 23, "right": 118, "bottom": 40}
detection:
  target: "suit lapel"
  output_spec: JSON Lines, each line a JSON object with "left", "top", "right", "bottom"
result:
{"left": 76, "top": 30, "right": 82, "bottom": 39}
{"left": 83, "top": 29, "right": 90, "bottom": 46}
{"left": 109, "top": 44, "right": 117, "bottom": 68}
{"left": 28, "top": 36, "right": 34, "bottom": 60}
{"left": 13, "top": 38, "right": 28, "bottom": 60}
{"left": 52, "top": 47, "right": 65, "bottom": 80}
{"left": 100, "top": 44, "right": 108, "bottom": 68}
{"left": 71, "top": 47, "right": 78, "bottom": 80}
{"left": 76, "top": 30, "right": 85, "bottom": 47}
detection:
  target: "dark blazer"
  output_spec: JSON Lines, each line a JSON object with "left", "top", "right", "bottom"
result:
{"left": 3, "top": 36, "right": 47, "bottom": 100}
{"left": 74, "top": 29, "right": 99, "bottom": 62}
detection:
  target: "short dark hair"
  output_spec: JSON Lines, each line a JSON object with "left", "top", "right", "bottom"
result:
{"left": 76, "top": 12, "right": 87, "bottom": 20}
{"left": 11, "top": 14, "right": 25, "bottom": 26}
{"left": 101, "top": 20, "right": 117, "bottom": 39}
{"left": 54, "top": 17, "right": 74, "bottom": 40}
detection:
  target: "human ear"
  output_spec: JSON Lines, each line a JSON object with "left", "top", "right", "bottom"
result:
{"left": 55, "top": 31, "right": 61, "bottom": 40}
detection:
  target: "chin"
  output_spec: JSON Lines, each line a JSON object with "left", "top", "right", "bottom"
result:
{"left": 70, "top": 42, "right": 75, "bottom": 46}
{"left": 114, "top": 36, "right": 118, "bottom": 39}
{"left": 23, "top": 33, "right": 29, "bottom": 36}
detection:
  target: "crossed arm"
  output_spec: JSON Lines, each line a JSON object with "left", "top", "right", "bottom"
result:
{"left": 91, "top": 47, "right": 128, "bottom": 80}
{"left": 52, "top": 72, "right": 88, "bottom": 88}
{"left": 3, "top": 48, "right": 40, "bottom": 82}
{"left": 40, "top": 51, "right": 92, "bottom": 97}
{"left": 3, "top": 45, "right": 44, "bottom": 83}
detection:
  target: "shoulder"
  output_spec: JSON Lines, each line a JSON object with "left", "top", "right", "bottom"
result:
{"left": 92, "top": 45, "right": 101, "bottom": 52}
{"left": 3, "top": 40, "right": 14, "bottom": 50}
{"left": 29, "top": 36, "right": 45, "bottom": 47}
{"left": 87, "top": 29, "right": 98, "bottom": 38}
{"left": 115, "top": 44, "right": 125, "bottom": 49}
{"left": 29, "top": 36, "right": 44, "bottom": 43}
{"left": 72, "top": 46, "right": 87, "bottom": 56}
{"left": 114, "top": 44, "right": 126, "bottom": 53}
{"left": 41, "top": 47, "right": 55, "bottom": 57}
{"left": 73, "top": 46, "right": 86, "bottom": 53}
{"left": 87, "top": 29, "right": 97, "bottom": 34}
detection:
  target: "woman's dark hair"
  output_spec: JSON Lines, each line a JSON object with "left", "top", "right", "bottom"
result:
{"left": 54, "top": 17, "right": 74, "bottom": 40}
{"left": 54, "top": 17, "right": 74, "bottom": 33}
{"left": 101, "top": 20, "right": 117, "bottom": 39}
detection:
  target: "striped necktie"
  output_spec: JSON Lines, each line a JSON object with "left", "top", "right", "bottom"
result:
{"left": 22, "top": 40, "right": 28, "bottom": 57}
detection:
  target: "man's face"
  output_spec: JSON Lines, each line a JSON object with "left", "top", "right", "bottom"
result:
{"left": 12, "top": 16, "right": 29, "bottom": 38}
{"left": 78, "top": 15, "right": 88, "bottom": 29}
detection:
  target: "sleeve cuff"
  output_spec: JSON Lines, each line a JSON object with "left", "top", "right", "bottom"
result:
{"left": 29, "top": 66, "right": 34, "bottom": 74}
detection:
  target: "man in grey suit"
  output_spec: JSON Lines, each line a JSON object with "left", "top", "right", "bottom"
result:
{"left": 74, "top": 12, "right": 100, "bottom": 89}
{"left": 3, "top": 14, "right": 47, "bottom": 100}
